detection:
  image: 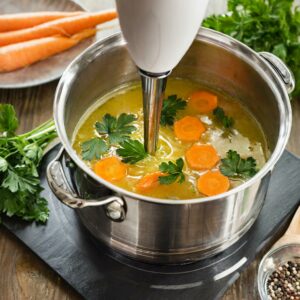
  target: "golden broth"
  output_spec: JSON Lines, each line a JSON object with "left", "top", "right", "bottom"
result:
{"left": 73, "top": 78, "right": 267, "bottom": 199}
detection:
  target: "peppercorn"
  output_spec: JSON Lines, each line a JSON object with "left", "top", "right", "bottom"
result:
{"left": 267, "top": 261, "right": 300, "bottom": 299}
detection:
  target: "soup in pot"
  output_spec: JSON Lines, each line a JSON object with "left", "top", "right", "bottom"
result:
{"left": 73, "top": 78, "right": 268, "bottom": 199}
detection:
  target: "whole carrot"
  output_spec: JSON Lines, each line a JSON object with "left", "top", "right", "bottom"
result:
{"left": 0, "top": 28, "right": 96, "bottom": 72}
{"left": 0, "top": 10, "right": 117, "bottom": 46}
{"left": 0, "top": 11, "right": 83, "bottom": 32}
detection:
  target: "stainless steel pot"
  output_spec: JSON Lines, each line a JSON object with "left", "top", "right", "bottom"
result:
{"left": 47, "top": 29, "right": 294, "bottom": 264}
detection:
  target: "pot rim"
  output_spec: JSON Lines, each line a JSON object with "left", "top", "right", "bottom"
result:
{"left": 54, "top": 28, "right": 292, "bottom": 205}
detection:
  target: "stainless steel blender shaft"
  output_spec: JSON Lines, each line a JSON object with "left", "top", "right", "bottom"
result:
{"left": 140, "top": 70, "right": 170, "bottom": 155}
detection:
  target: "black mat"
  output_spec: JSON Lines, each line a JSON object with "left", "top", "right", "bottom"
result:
{"left": 2, "top": 144, "right": 300, "bottom": 300}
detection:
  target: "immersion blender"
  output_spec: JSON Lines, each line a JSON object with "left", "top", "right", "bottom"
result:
{"left": 115, "top": 0, "right": 210, "bottom": 154}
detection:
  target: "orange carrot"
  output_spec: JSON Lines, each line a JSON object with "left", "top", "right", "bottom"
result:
{"left": 188, "top": 91, "right": 218, "bottom": 114}
{"left": 93, "top": 157, "right": 127, "bottom": 182}
{"left": 0, "top": 11, "right": 83, "bottom": 32}
{"left": 185, "top": 144, "right": 220, "bottom": 170}
{"left": 0, "top": 10, "right": 117, "bottom": 46}
{"left": 135, "top": 172, "right": 165, "bottom": 193}
{"left": 197, "top": 171, "right": 230, "bottom": 196}
{"left": 174, "top": 116, "right": 206, "bottom": 142}
{"left": 0, "top": 28, "right": 96, "bottom": 72}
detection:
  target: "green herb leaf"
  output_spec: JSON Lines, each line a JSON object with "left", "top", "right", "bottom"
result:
{"left": 0, "top": 104, "right": 57, "bottom": 223}
{"left": 159, "top": 158, "right": 185, "bottom": 184}
{"left": 95, "top": 113, "right": 137, "bottom": 144}
{"left": 203, "top": 0, "right": 300, "bottom": 98}
{"left": 220, "top": 150, "right": 257, "bottom": 180}
{"left": 0, "top": 104, "right": 18, "bottom": 136}
{"left": 160, "top": 95, "right": 187, "bottom": 126}
{"left": 116, "top": 139, "right": 148, "bottom": 164}
{"left": 0, "top": 157, "right": 8, "bottom": 172}
{"left": 213, "top": 107, "right": 234, "bottom": 129}
{"left": 81, "top": 138, "right": 108, "bottom": 161}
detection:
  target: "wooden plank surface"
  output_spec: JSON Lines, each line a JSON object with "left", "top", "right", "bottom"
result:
{"left": 1, "top": 0, "right": 300, "bottom": 299}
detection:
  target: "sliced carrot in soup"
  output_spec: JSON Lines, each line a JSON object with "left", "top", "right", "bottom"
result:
{"left": 189, "top": 90, "right": 218, "bottom": 113}
{"left": 185, "top": 144, "right": 220, "bottom": 170}
{"left": 174, "top": 116, "right": 205, "bottom": 142}
{"left": 93, "top": 157, "right": 127, "bottom": 182}
{"left": 197, "top": 171, "right": 230, "bottom": 196}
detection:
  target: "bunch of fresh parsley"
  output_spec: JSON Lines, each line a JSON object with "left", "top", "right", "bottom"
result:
{"left": 0, "top": 104, "right": 57, "bottom": 223}
{"left": 203, "top": 0, "right": 300, "bottom": 98}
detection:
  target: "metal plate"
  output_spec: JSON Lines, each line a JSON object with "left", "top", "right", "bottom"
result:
{"left": 0, "top": 0, "right": 118, "bottom": 89}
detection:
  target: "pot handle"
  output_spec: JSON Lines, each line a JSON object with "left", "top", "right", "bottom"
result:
{"left": 46, "top": 147, "right": 126, "bottom": 222}
{"left": 259, "top": 52, "right": 295, "bottom": 94}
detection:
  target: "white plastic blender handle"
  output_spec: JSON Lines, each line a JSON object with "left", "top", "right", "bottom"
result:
{"left": 116, "top": 0, "right": 210, "bottom": 74}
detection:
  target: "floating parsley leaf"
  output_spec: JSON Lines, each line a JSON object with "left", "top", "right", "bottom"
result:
{"left": 81, "top": 138, "right": 108, "bottom": 161}
{"left": 0, "top": 104, "right": 18, "bottom": 136}
{"left": 116, "top": 139, "right": 148, "bottom": 164}
{"left": 220, "top": 150, "right": 257, "bottom": 180}
{"left": 95, "top": 113, "right": 137, "bottom": 144}
{"left": 213, "top": 107, "right": 234, "bottom": 129}
{"left": 160, "top": 95, "right": 187, "bottom": 126}
{"left": 159, "top": 158, "right": 185, "bottom": 184}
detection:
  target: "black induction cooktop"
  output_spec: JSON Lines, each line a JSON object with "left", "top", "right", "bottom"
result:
{"left": 2, "top": 144, "right": 300, "bottom": 300}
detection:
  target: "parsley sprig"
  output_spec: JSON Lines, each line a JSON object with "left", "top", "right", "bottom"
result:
{"left": 203, "top": 0, "right": 300, "bottom": 98}
{"left": 160, "top": 95, "right": 187, "bottom": 126}
{"left": 95, "top": 113, "right": 137, "bottom": 144}
{"left": 213, "top": 107, "right": 234, "bottom": 129}
{"left": 159, "top": 158, "right": 185, "bottom": 184}
{"left": 0, "top": 104, "right": 57, "bottom": 223}
{"left": 220, "top": 150, "right": 257, "bottom": 180}
{"left": 81, "top": 113, "right": 137, "bottom": 161}
{"left": 81, "top": 138, "right": 108, "bottom": 161}
{"left": 116, "top": 139, "right": 148, "bottom": 164}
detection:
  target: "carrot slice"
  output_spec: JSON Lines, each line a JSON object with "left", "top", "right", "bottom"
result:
{"left": 0, "top": 11, "right": 83, "bottom": 32}
{"left": 0, "top": 28, "right": 96, "bottom": 72}
{"left": 0, "top": 10, "right": 117, "bottom": 46}
{"left": 135, "top": 172, "right": 165, "bottom": 193}
{"left": 188, "top": 91, "right": 218, "bottom": 114}
{"left": 174, "top": 116, "right": 206, "bottom": 142}
{"left": 185, "top": 144, "right": 220, "bottom": 170}
{"left": 93, "top": 157, "right": 127, "bottom": 182}
{"left": 197, "top": 171, "right": 230, "bottom": 196}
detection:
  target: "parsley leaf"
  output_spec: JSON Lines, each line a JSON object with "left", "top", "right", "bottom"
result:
{"left": 159, "top": 158, "right": 185, "bottom": 184}
{"left": 213, "top": 107, "right": 234, "bottom": 129}
{"left": 0, "top": 104, "right": 57, "bottom": 223}
{"left": 220, "top": 150, "right": 257, "bottom": 180}
{"left": 160, "top": 95, "right": 187, "bottom": 126}
{"left": 95, "top": 113, "right": 137, "bottom": 144}
{"left": 0, "top": 104, "right": 18, "bottom": 136}
{"left": 116, "top": 139, "right": 148, "bottom": 164}
{"left": 81, "top": 138, "right": 108, "bottom": 161}
{"left": 203, "top": 0, "right": 300, "bottom": 99}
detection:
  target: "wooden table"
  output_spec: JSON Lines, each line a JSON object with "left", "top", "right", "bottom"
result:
{"left": 1, "top": 1, "right": 300, "bottom": 299}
